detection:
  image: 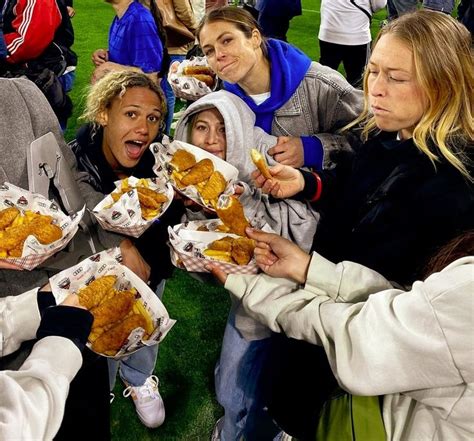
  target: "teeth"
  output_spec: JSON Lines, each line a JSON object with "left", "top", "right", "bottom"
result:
{"left": 127, "top": 140, "right": 144, "bottom": 146}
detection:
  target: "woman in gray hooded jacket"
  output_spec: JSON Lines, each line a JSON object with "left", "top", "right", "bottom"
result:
{"left": 174, "top": 90, "right": 319, "bottom": 252}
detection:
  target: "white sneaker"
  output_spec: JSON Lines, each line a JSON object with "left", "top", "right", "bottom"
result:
{"left": 123, "top": 375, "right": 165, "bottom": 428}
{"left": 210, "top": 417, "right": 224, "bottom": 441}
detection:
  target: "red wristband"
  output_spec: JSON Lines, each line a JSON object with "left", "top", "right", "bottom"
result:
{"left": 310, "top": 172, "right": 322, "bottom": 202}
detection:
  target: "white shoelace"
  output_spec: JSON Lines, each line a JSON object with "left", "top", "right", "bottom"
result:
{"left": 123, "top": 375, "right": 159, "bottom": 400}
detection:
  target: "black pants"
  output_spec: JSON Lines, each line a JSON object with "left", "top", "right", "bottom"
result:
{"left": 319, "top": 39, "right": 370, "bottom": 88}
{"left": 263, "top": 333, "right": 339, "bottom": 441}
{"left": 55, "top": 349, "right": 110, "bottom": 440}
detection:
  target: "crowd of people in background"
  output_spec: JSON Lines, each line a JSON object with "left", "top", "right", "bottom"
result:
{"left": 0, "top": 1, "right": 473, "bottom": 440}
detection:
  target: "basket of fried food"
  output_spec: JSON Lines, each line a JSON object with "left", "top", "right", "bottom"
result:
{"left": 49, "top": 248, "right": 176, "bottom": 359}
{"left": 152, "top": 140, "right": 238, "bottom": 212}
{"left": 92, "top": 177, "right": 174, "bottom": 238}
{"left": 168, "top": 57, "right": 217, "bottom": 101}
{"left": 169, "top": 221, "right": 258, "bottom": 275}
{"left": 0, "top": 182, "right": 85, "bottom": 270}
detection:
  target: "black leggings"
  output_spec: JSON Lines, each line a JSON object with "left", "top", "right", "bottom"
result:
{"left": 319, "top": 39, "right": 370, "bottom": 88}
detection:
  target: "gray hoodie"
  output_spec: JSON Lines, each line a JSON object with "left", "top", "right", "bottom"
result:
{"left": 174, "top": 91, "right": 319, "bottom": 251}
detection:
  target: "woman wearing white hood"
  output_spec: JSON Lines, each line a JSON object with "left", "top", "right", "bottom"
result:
{"left": 174, "top": 90, "right": 320, "bottom": 439}
{"left": 174, "top": 90, "right": 319, "bottom": 252}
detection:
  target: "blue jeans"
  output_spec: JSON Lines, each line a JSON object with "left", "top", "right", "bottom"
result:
{"left": 108, "top": 279, "right": 166, "bottom": 389}
{"left": 215, "top": 309, "right": 281, "bottom": 441}
{"left": 162, "top": 54, "right": 186, "bottom": 134}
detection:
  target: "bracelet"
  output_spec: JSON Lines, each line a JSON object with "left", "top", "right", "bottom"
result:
{"left": 310, "top": 172, "right": 322, "bottom": 202}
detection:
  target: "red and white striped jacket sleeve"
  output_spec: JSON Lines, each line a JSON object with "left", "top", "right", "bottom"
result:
{"left": 5, "top": 0, "right": 62, "bottom": 64}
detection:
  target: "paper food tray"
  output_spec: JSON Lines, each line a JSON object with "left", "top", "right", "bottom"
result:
{"left": 151, "top": 139, "right": 238, "bottom": 212}
{"left": 167, "top": 57, "right": 217, "bottom": 101}
{"left": 0, "top": 182, "right": 85, "bottom": 270}
{"left": 168, "top": 220, "right": 261, "bottom": 275}
{"left": 49, "top": 248, "right": 176, "bottom": 359}
{"left": 91, "top": 177, "right": 174, "bottom": 238}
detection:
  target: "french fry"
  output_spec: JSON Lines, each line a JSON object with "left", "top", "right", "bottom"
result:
{"left": 133, "top": 300, "right": 154, "bottom": 336}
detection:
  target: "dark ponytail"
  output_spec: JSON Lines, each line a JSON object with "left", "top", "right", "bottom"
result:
{"left": 139, "top": 0, "right": 171, "bottom": 77}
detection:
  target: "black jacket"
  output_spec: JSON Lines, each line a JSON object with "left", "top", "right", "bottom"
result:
{"left": 304, "top": 132, "right": 474, "bottom": 284}
{"left": 70, "top": 124, "right": 184, "bottom": 288}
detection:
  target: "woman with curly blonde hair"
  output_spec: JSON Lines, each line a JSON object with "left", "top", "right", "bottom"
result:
{"left": 69, "top": 70, "right": 182, "bottom": 430}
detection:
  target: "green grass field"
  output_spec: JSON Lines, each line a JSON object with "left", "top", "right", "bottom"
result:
{"left": 66, "top": 2, "right": 386, "bottom": 439}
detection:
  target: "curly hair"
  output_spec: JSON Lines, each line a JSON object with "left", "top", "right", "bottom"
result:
{"left": 81, "top": 70, "right": 167, "bottom": 132}
{"left": 348, "top": 10, "right": 473, "bottom": 181}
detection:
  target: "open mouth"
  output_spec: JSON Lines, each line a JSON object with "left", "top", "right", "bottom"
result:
{"left": 125, "top": 140, "right": 147, "bottom": 160}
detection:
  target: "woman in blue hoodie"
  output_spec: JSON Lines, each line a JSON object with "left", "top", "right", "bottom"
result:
{"left": 197, "top": 6, "right": 363, "bottom": 170}
{"left": 196, "top": 7, "right": 362, "bottom": 440}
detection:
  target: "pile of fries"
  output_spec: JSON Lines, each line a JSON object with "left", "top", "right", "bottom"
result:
{"left": 203, "top": 236, "right": 255, "bottom": 265}
{"left": 0, "top": 207, "right": 62, "bottom": 258}
{"left": 78, "top": 275, "right": 154, "bottom": 356}
{"left": 109, "top": 178, "right": 168, "bottom": 220}
{"left": 170, "top": 149, "right": 227, "bottom": 208}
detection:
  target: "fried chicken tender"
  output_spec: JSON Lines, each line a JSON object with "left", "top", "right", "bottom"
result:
{"left": 0, "top": 207, "right": 20, "bottom": 230}
{"left": 207, "top": 236, "right": 233, "bottom": 252}
{"left": 0, "top": 224, "right": 31, "bottom": 250}
{"left": 231, "top": 237, "right": 255, "bottom": 265}
{"left": 78, "top": 275, "right": 118, "bottom": 309}
{"left": 216, "top": 197, "right": 250, "bottom": 237}
{"left": 199, "top": 171, "right": 227, "bottom": 200}
{"left": 136, "top": 186, "right": 168, "bottom": 208}
{"left": 170, "top": 149, "right": 196, "bottom": 172}
{"left": 181, "top": 159, "right": 214, "bottom": 185}
{"left": 29, "top": 222, "right": 62, "bottom": 245}
{"left": 250, "top": 149, "right": 272, "bottom": 179}
{"left": 91, "top": 290, "right": 136, "bottom": 328}
{"left": 92, "top": 313, "right": 147, "bottom": 355}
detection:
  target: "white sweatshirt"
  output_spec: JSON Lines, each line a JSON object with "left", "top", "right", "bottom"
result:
{"left": 319, "top": 0, "right": 387, "bottom": 45}
{"left": 0, "top": 289, "right": 83, "bottom": 440}
{"left": 226, "top": 255, "right": 474, "bottom": 440}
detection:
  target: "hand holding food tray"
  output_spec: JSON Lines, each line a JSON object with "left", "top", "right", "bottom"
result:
{"left": 91, "top": 177, "right": 174, "bottom": 238}
{"left": 49, "top": 248, "right": 176, "bottom": 359}
{"left": 168, "top": 219, "right": 273, "bottom": 275}
{"left": 168, "top": 57, "right": 217, "bottom": 101}
{"left": 0, "top": 182, "right": 85, "bottom": 270}
{"left": 152, "top": 140, "right": 239, "bottom": 212}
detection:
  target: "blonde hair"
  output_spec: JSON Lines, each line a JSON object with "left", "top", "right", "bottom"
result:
{"left": 350, "top": 10, "right": 473, "bottom": 180}
{"left": 197, "top": 6, "right": 268, "bottom": 58}
{"left": 81, "top": 71, "right": 167, "bottom": 131}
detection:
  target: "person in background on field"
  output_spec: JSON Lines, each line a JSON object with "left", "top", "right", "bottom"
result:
{"left": 318, "top": 0, "right": 387, "bottom": 87}
{"left": 255, "top": 0, "right": 301, "bottom": 42}
{"left": 91, "top": 0, "right": 165, "bottom": 83}
{"left": 160, "top": 0, "right": 198, "bottom": 133}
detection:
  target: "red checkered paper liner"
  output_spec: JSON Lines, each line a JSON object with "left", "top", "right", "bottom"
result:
{"left": 0, "top": 182, "right": 85, "bottom": 270}
{"left": 91, "top": 177, "right": 174, "bottom": 238}
{"left": 167, "top": 57, "right": 217, "bottom": 101}
{"left": 49, "top": 248, "right": 176, "bottom": 360}
{"left": 151, "top": 139, "right": 239, "bottom": 212}
{"left": 168, "top": 220, "right": 259, "bottom": 275}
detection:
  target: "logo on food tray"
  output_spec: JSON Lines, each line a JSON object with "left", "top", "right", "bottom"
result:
{"left": 127, "top": 209, "right": 135, "bottom": 219}
{"left": 112, "top": 211, "right": 122, "bottom": 221}
{"left": 58, "top": 277, "right": 71, "bottom": 290}
{"left": 17, "top": 196, "right": 28, "bottom": 206}
{"left": 49, "top": 202, "right": 59, "bottom": 212}
{"left": 85, "top": 275, "right": 95, "bottom": 285}
{"left": 4, "top": 199, "right": 14, "bottom": 207}
{"left": 89, "top": 254, "right": 101, "bottom": 262}
{"left": 0, "top": 183, "right": 9, "bottom": 191}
